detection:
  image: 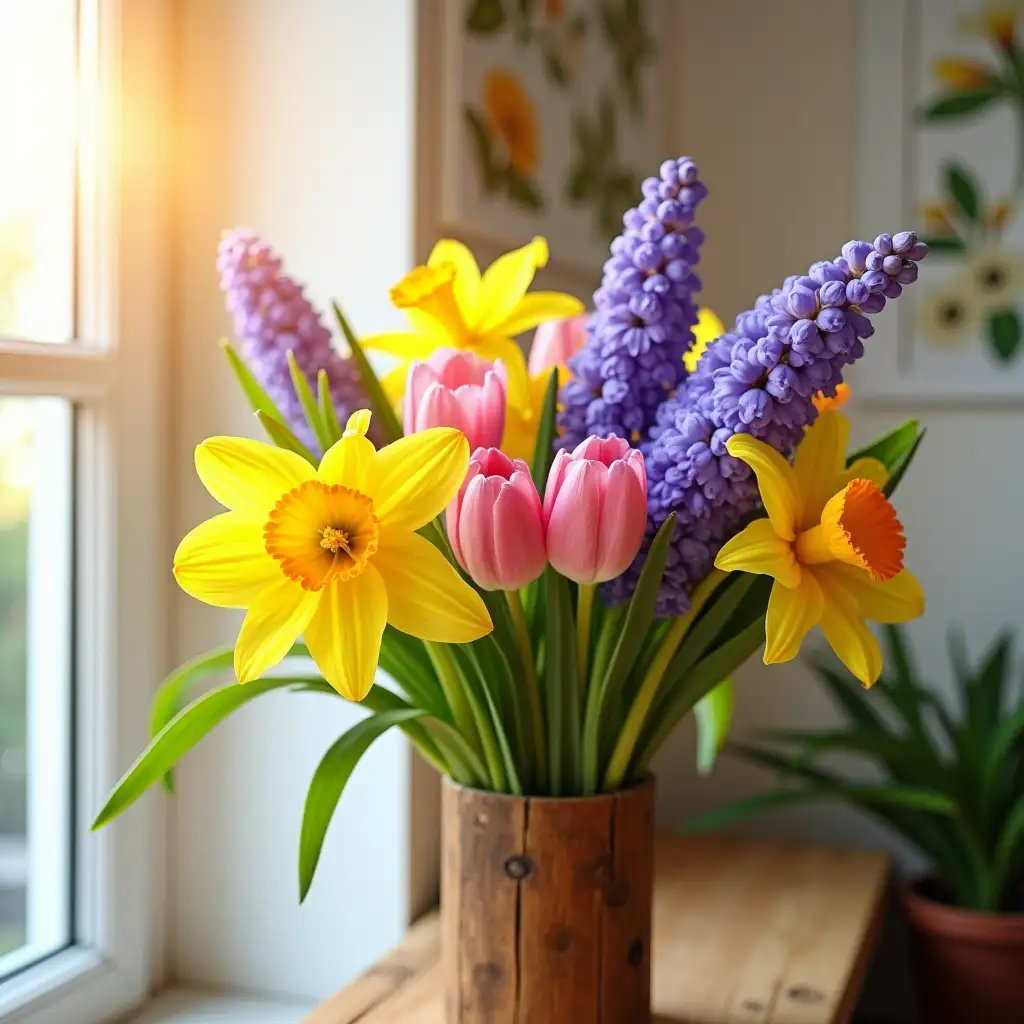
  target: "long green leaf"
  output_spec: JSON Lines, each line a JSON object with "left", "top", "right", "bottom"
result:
{"left": 317, "top": 369, "right": 344, "bottom": 445}
{"left": 694, "top": 678, "right": 734, "bottom": 775}
{"left": 814, "top": 661, "right": 889, "bottom": 734}
{"left": 359, "top": 685, "right": 448, "bottom": 774}
{"left": 331, "top": 302, "right": 403, "bottom": 444}
{"left": 884, "top": 427, "right": 926, "bottom": 499}
{"left": 256, "top": 410, "right": 317, "bottom": 465}
{"left": 992, "top": 796, "right": 1024, "bottom": 908}
{"left": 546, "top": 569, "right": 579, "bottom": 794}
{"left": 464, "top": 643, "right": 523, "bottom": 795}
{"left": 378, "top": 628, "right": 449, "bottom": 721}
{"left": 299, "top": 708, "right": 424, "bottom": 901}
{"left": 287, "top": 350, "right": 332, "bottom": 453}
{"left": 530, "top": 369, "right": 559, "bottom": 493}
{"left": 94, "top": 676, "right": 332, "bottom": 829}
{"left": 847, "top": 418, "right": 920, "bottom": 467}
{"left": 221, "top": 340, "right": 285, "bottom": 421}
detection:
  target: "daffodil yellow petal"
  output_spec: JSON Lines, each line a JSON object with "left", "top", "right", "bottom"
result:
{"left": 492, "top": 292, "right": 585, "bottom": 338}
{"left": 475, "top": 236, "right": 549, "bottom": 335}
{"left": 374, "top": 531, "right": 491, "bottom": 641}
{"left": 794, "top": 412, "right": 850, "bottom": 527}
{"left": 474, "top": 333, "right": 531, "bottom": 409}
{"left": 374, "top": 427, "right": 469, "bottom": 532}
{"left": 344, "top": 409, "right": 372, "bottom": 437}
{"left": 764, "top": 571, "right": 824, "bottom": 665}
{"left": 318, "top": 433, "right": 379, "bottom": 497}
{"left": 815, "top": 568, "right": 884, "bottom": 686}
{"left": 360, "top": 331, "right": 438, "bottom": 360}
{"left": 837, "top": 457, "right": 889, "bottom": 492}
{"left": 234, "top": 577, "right": 320, "bottom": 684}
{"left": 173, "top": 512, "right": 281, "bottom": 608}
{"left": 382, "top": 365, "right": 408, "bottom": 411}
{"left": 195, "top": 437, "right": 314, "bottom": 517}
{"left": 726, "top": 434, "right": 800, "bottom": 541}
{"left": 816, "top": 563, "right": 925, "bottom": 624}
{"left": 305, "top": 566, "right": 387, "bottom": 700}
{"left": 429, "top": 239, "right": 481, "bottom": 321}
{"left": 714, "top": 518, "right": 801, "bottom": 588}
{"left": 684, "top": 307, "right": 725, "bottom": 373}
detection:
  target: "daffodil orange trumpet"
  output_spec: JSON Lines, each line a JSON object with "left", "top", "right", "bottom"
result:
{"left": 173, "top": 412, "right": 492, "bottom": 701}
{"left": 714, "top": 411, "right": 924, "bottom": 687}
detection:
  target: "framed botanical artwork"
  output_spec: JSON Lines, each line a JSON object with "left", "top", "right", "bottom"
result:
{"left": 440, "top": 0, "right": 667, "bottom": 275}
{"left": 856, "top": 0, "right": 1024, "bottom": 402}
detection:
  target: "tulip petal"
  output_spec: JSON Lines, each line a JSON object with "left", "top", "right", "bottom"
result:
{"left": 196, "top": 437, "right": 315, "bottom": 517}
{"left": 475, "top": 237, "right": 549, "bottom": 335}
{"left": 428, "top": 239, "right": 481, "bottom": 320}
{"left": 491, "top": 480, "right": 548, "bottom": 589}
{"left": 234, "top": 577, "right": 320, "bottom": 684}
{"left": 318, "top": 433, "right": 379, "bottom": 497}
{"left": 305, "top": 567, "right": 388, "bottom": 701}
{"left": 545, "top": 460, "right": 603, "bottom": 584}
{"left": 374, "top": 531, "right": 492, "bottom": 642}
{"left": 816, "top": 563, "right": 925, "bottom": 624}
{"left": 360, "top": 331, "right": 438, "bottom": 360}
{"left": 416, "top": 382, "right": 471, "bottom": 438}
{"left": 793, "top": 411, "right": 850, "bottom": 528}
{"left": 764, "top": 570, "right": 824, "bottom": 665}
{"left": 726, "top": 435, "right": 800, "bottom": 541}
{"left": 173, "top": 512, "right": 282, "bottom": 608}
{"left": 375, "top": 427, "right": 470, "bottom": 532}
{"left": 496, "top": 292, "right": 585, "bottom": 339}
{"left": 593, "top": 461, "right": 647, "bottom": 582}
{"left": 455, "top": 474, "right": 503, "bottom": 588}
{"left": 714, "top": 518, "right": 801, "bottom": 588}
{"left": 816, "top": 570, "right": 884, "bottom": 687}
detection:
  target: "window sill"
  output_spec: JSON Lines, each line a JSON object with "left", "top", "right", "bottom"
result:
{"left": 125, "top": 988, "right": 315, "bottom": 1024}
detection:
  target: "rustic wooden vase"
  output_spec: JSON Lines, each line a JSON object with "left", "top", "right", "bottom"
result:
{"left": 441, "top": 775, "right": 655, "bottom": 1024}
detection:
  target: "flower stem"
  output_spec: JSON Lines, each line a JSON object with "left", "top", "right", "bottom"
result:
{"left": 506, "top": 588, "right": 547, "bottom": 788}
{"left": 576, "top": 584, "right": 596, "bottom": 700}
{"left": 602, "top": 570, "right": 726, "bottom": 791}
{"left": 424, "top": 641, "right": 483, "bottom": 767}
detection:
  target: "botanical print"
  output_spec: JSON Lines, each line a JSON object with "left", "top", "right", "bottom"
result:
{"left": 918, "top": 2, "right": 1024, "bottom": 362}
{"left": 597, "top": 0, "right": 654, "bottom": 119}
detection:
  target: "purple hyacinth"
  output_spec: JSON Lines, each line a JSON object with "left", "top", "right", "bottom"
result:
{"left": 217, "top": 229, "right": 369, "bottom": 454}
{"left": 558, "top": 157, "right": 708, "bottom": 450}
{"left": 609, "top": 229, "right": 928, "bottom": 616}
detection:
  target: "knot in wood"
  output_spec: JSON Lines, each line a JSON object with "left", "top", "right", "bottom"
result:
{"left": 504, "top": 854, "right": 533, "bottom": 880}
{"left": 787, "top": 985, "right": 824, "bottom": 1005}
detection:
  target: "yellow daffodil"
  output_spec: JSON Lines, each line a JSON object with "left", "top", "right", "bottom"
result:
{"left": 173, "top": 412, "right": 492, "bottom": 700}
{"left": 812, "top": 382, "right": 851, "bottom": 414}
{"left": 684, "top": 307, "right": 726, "bottom": 372}
{"left": 363, "top": 237, "right": 584, "bottom": 411}
{"left": 933, "top": 58, "right": 997, "bottom": 92}
{"left": 714, "top": 412, "right": 924, "bottom": 686}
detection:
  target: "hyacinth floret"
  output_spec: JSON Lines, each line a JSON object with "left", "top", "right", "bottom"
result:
{"left": 559, "top": 157, "right": 708, "bottom": 450}
{"left": 217, "top": 229, "right": 369, "bottom": 453}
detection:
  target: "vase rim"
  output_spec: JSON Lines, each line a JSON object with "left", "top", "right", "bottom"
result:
{"left": 441, "top": 772, "right": 655, "bottom": 804}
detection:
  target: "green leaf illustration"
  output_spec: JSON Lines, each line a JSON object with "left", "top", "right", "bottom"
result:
{"left": 466, "top": 0, "right": 506, "bottom": 34}
{"left": 918, "top": 89, "right": 1003, "bottom": 122}
{"left": 506, "top": 170, "right": 544, "bottom": 211}
{"left": 919, "top": 235, "right": 968, "bottom": 254}
{"left": 463, "top": 106, "right": 502, "bottom": 193}
{"left": 945, "top": 163, "right": 981, "bottom": 222}
{"left": 988, "top": 309, "right": 1022, "bottom": 362}
{"left": 566, "top": 165, "right": 595, "bottom": 203}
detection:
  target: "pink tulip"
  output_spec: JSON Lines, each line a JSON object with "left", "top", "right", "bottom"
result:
{"left": 403, "top": 348, "right": 506, "bottom": 452}
{"left": 528, "top": 313, "right": 589, "bottom": 377}
{"left": 447, "top": 448, "right": 547, "bottom": 591}
{"left": 543, "top": 435, "right": 647, "bottom": 585}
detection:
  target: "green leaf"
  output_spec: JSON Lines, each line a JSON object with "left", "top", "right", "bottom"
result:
{"left": 545, "top": 568, "right": 580, "bottom": 794}
{"left": 358, "top": 685, "right": 448, "bottom": 775}
{"left": 506, "top": 171, "right": 545, "bottom": 211}
{"left": 848, "top": 418, "right": 920, "bottom": 470}
{"left": 814, "top": 661, "right": 889, "bottom": 734}
{"left": 566, "top": 165, "right": 595, "bottom": 204}
{"left": 883, "top": 427, "right": 926, "bottom": 499}
{"left": 378, "top": 627, "right": 449, "bottom": 721}
{"left": 918, "top": 90, "right": 1003, "bottom": 122}
{"left": 988, "top": 309, "right": 1022, "bottom": 362}
{"left": 992, "top": 796, "right": 1024, "bottom": 907}
{"left": 221, "top": 340, "right": 285, "bottom": 421}
{"left": 530, "top": 370, "right": 559, "bottom": 493}
{"left": 984, "top": 701, "right": 1024, "bottom": 794}
{"left": 463, "top": 106, "right": 501, "bottom": 193}
{"left": 331, "top": 302, "right": 404, "bottom": 443}
{"left": 287, "top": 351, "right": 332, "bottom": 453}
{"left": 94, "top": 676, "right": 333, "bottom": 829}
{"left": 918, "top": 236, "right": 968, "bottom": 254}
{"left": 256, "top": 410, "right": 317, "bottom": 465}
{"left": 967, "top": 630, "right": 1013, "bottom": 740}
{"left": 299, "top": 708, "right": 424, "bottom": 901}
{"left": 945, "top": 163, "right": 982, "bottom": 222}
{"left": 694, "top": 678, "right": 734, "bottom": 775}
{"left": 317, "top": 369, "right": 343, "bottom": 446}
{"left": 466, "top": 0, "right": 506, "bottom": 34}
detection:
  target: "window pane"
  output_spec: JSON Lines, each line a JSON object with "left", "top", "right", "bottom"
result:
{"left": 0, "top": 1, "right": 77, "bottom": 344}
{"left": 0, "top": 397, "right": 73, "bottom": 978}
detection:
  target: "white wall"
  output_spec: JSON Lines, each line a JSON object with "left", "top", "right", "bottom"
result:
{"left": 169, "top": 0, "right": 418, "bottom": 1002}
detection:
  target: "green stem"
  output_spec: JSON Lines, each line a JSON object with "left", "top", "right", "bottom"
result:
{"left": 424, "top": 641, "right": 482, "bottom": 764}
{"left": 576, "top": 584, "right": 596, "bottom": 700}
{"left": 603, "top": 570, "right": 726, "bottom": 791}
{"left": 506, "top": 589, "right": 547, "bottom": 788}
{"left": 581, "top": 606, "right": 626, "bottom": 794}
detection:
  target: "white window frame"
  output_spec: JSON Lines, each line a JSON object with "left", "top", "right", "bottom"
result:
{"left": 0, "top": 1, "right": 171, "bottom": 1020}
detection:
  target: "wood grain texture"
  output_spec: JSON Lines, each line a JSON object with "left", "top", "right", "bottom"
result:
{"left": 305, "top": 835, "right": 888, "bottom": 1024}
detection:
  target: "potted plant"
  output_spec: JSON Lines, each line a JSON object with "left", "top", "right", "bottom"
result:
{"left": 689, "top": 625, "right": 1024, "bottom": 1024}
{"left": 92, "top": 157, "right": 931, "bottom": 1023}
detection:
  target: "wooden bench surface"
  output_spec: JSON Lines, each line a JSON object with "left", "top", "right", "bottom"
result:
{"left": 305, "top": 835, "right": 888, "bottom": 1024}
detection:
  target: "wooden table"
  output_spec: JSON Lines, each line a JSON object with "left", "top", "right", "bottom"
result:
{"left": 305, "top": 835, "right": 888, "bottom": 1024}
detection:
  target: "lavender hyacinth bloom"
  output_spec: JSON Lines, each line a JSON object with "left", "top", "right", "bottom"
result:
{"left": 559, "top": 157, "right": 708, "bottom": 449}
{"left": 217, "top": 229, "right": 369, "bottom": 454}
{"left": 608, "top": 227, "right": 928, "bottom": 615}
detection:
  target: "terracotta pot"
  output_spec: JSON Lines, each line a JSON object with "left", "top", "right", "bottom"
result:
{"left": 901, "top": 876, "right": 1024, "bottom": 1024}
{"left": 441, "top": 776, "right": 654, "bottom": 1024}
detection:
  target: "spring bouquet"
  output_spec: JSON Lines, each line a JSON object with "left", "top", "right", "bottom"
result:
{"left": 94, "top": 157, "right": 928, "bottom": 901}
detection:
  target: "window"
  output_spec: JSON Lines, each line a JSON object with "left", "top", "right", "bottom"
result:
{"left": 0, "top": 1, "right": 169, "bottom": 1020}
